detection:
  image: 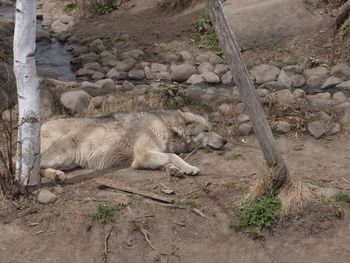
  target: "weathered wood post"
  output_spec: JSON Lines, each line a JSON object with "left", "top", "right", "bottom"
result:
{"left": 205, "top": 0, "right": 290, "bottom": 193}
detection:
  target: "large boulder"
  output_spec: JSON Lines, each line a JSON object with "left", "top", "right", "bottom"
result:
{"left": 250, "top": 64, "right": 280, "bottom": 84}
{"left": 170, "top": 64, "right": 197, "bottom": 82}
{"left": 60, "top": 89, "right": 91, "bottom": 115}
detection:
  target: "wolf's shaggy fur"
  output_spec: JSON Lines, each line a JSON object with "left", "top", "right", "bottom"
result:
{"left": 40, "top": 110, "right": 227, "bottom": 181}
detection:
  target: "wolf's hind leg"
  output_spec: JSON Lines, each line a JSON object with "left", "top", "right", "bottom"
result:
{"left": 41, "top": 168, "right": 66, "bottom": 182}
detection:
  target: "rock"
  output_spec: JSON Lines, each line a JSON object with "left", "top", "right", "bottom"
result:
{"left": 307, "top": 121, "right": 326, "bottom": 138}
{"left": 221, "top": 71, "right": 233, "bottom": 84}
{"left": 101, "top": 57, "right": 118, "bottom": 67}
{"left": 187, "top": 74, "right": 205, "bottom": 85}
{"left": 183, "top": 86, "right": 204, "bottom": 97}
{"left": 256, "top": 89, "right": 270, "bottom": 97}
{"left": 141, "top": 66, "right": 152, "bottom": 80}
{"left": 122, "top": 81, "right": 135, "bottom": 91}
{"left": 201, "top": 72, "right": 220, "bottom": 84}
{"left": 115, "top": 72, "right": 128, "bottom": 80}
{"left": 277, "top": 70, "right": 292, "bottom": 88}
{"left": 135, "top": 62, "right": 151, "bottom": 70}
{"left": 330, "top": 63, "right": 350, "bottom": 80}
{"left": 106, "top": 68, "right": 118, "bottom": 79}
{"left": 72, "top": 46, "right": 89, "bottom": 56}
{"left": 128, "top": 70, "right": 145, "bottom": 80}
{"left": 317, "top": 111, "right": 331, "bottom": 121}
{"left": 332, "top": 92, "right": 346, "bottom": 103}
{"left": 237, "top": 114, "right": 250, "bottom": 124}
{"left": 331, "top": 123, "right": 341, "bottom": 135}
{"left": 119, "top": 49, "right": 144, "bottom": 60}
{"left": 115, "top": 58, "right": 137, "bottom": 72}
{"left": 307, "top": 75, "right": 323, "bottom": 89}
{"left": 218, "top": 103, "right": 231, "bottom": 114}
{"left": 283, "top": 65, "right": 303, "bottom": 75}
{"left": 170, "top": 64, "right": 197, "bottom": 82}
{"left": 91, "top": 72, "right": 105, "bottom": 81}
{"left": 36, "top": 30, "right": 51, "bottom": 43}
{"left": 315, "top": 187, "right": 339, "bottom": 199}
{"left": 214, "top": 64, "right": 229, "bottom": 76}
{"left": 76, "top": 68, "right": 95, "bottom": 77}
{"left": 179, "top": 51, "right": 192, "bottom": 62}
{"left": 341, "top": 106, "right": 350, "bottom": 127}
{"left": 155, "top": 72, "right": 170, "bottom": 80}
{"left": 291, "top": 74, "right": 306, "bottom": 88}
{"left": 273, "top": 89, "right": 295, "bottom": 105}
{"left": 258, "top": 81, "right": 290, "bottom": 91}
{"left": 81, "top": 81, "right": 99, "bottom": 89}
{"left": 250, "top": 64, "right": 280, "bottom": 84}
{"left": 53, "top": 185, "right": 64, "bottom": 194}
{"left": 236, "top": 123, "right": 253, "bottom": 136}
{"left": 40, "top": 89, "right": 54, "bottom": 119}
{"left": 198, "top": 62, "right": 214, "bottom": 73}
{"left": 51, "top": 15, "right": 74, "bottom": 34}
{"left": 196, "top": 54, "right": 209, "bottom": 63}
{"left": 303, "top": 66, "right": 329, "bottom": 80}
{"left": 321, "top": 76, "right": 343, "bottom": 89}
{"left": 76, "top": 53, "right": 100, "bottom": 65}
{"left": 336, "top": 80, "right": 350, "bottom": 90}
{"left": 311, "top": 92, "right": 331, "bottom": 100}
{"left": 38, "top": 189, "right": 57, "bottom": 204}
{"left": 100, "top": 51, "right": 115, "bottom": 58}
{"left": 208, "top": 53, "right": 224, "bottom": 64}
{"left": 60, "top": 89, "right": 91, "bottom": 115}
{"left": 95, "top": 79, "right": 115, "bottom": 89}
{"left": 90, "top": 39, "right": 105, "bottom": 53}
{"left": 276, "top": 121, "right": 291, "bottom": 134}
{"left": 293, "top": 89, "right": 306, "bottom": 98}
{"left": 83, "top": 62, "right": 101, "bottom": 71}
{"left": 151, "top": 63, "right": 168, "bottom": 73}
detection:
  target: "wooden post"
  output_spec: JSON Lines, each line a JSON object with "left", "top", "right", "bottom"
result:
{"left": 205, "top": 0, "right": 284, "bottom": 167}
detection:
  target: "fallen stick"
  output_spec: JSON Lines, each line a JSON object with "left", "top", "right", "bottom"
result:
{"left": 183, "top": 149, "right": 198, "bottom": 161}
{"left": 191, "top": 208, "right": 209, "bottom": 220}
{"left": 103, "top": 226, "right": 113, "bottom": 263}
{"left": 96, "top": 178, "right": 174, "bottom": 204}
{"left": 139, "top": 227, "right": 158, "bottom": 251}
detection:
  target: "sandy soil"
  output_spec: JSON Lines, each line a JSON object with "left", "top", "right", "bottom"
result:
{"left": 1, "top": 134, "right": 350, "bottom": 263}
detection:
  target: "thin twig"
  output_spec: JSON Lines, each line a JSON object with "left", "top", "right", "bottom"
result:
{"left": 191, "top": 208, "right": 209, "bottom": 219}
{"left": 183, "top": 149, "right": 198, "bottom": 161}
{"left": 139, "top": 227, "right": 158, "bottom": 250}
{"left": 103, "top": 226, "right": 114, "bottom": 263}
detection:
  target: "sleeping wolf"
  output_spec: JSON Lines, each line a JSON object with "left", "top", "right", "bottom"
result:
{"left": 40, "top": 110, "right": 227, "bottom": 181}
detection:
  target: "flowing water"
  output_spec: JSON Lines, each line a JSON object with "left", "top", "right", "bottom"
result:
{"left": 0, "top": 5, "right": 75, "bottom": 81}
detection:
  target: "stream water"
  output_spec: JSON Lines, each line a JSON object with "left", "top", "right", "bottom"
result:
{"left": 0, "top": 5, "right": 76, "bottom": 81}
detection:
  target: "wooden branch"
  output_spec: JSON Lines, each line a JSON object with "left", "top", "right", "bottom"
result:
{"left": 205, "top": 0, "right": 284, "bottom": 167}
{"left": 336, "top": 0, "right": 350, "bottom": 29}
{"left": 103, "top": 226, "right": 113, "bottom": 263}
{"left": 96, "top": 178, "right": 174, "bottom": 203}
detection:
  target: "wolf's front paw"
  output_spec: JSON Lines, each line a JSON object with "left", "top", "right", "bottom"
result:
{"left": 182, "top": 165, "right": 200, "bottom": 176}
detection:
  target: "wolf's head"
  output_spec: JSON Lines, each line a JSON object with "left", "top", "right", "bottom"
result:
{"left": 172, "top": 110, "right": 227, "bottom": 151}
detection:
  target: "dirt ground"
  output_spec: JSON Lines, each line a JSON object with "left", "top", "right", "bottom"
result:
{"left": 1, "top": 135, "right": 350, "bottom": 263}
{"left": 2, "top": 1, "right": 350, "bottom": 262}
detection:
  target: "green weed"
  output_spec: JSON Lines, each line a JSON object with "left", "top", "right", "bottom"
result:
{"left": 93, "top": 203, "right": 122, "bottom": 224}
{"left": 175, "top": 199, "right": 199, "bottom": 208}
{"left": 232, "top": 195, "right": 281, "bottom": 239}
{"left": 335, "top": 192, "right": 350, "bottom": 205}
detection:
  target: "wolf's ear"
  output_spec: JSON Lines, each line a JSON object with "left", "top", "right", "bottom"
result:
{"left": 177, "top": 110, "right": 192, "bottom": 124}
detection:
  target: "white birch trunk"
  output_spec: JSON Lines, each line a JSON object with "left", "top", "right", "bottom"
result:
{"left": 13, "top": 0, "right": 41, "bottom": 186}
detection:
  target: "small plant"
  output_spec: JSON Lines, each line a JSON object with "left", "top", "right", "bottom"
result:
{"left": 194, "top": 14, "right": 223, "bottom": 56}
{"left": 95, "top": 0, "right": 118, "bottom": 15}
{"left": 224, "top": 153, "right": 242, "bottom": 161}
{"left": 275, "top": 59, "right": 298, "bottom": 70}
{"left": 175, "top": 199, "right": 199, "bottom": 208}
{"left": 63, "top": 3, "right": 77, "bottom": 13}
{"left": 93, "top": 203, "right": 122, "bottom": 223}
{"left": 232, "top": 195, "right": 281, "bottom": 239}
{"left": 335, "top": 192, "right": 350, "bottom": 205}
